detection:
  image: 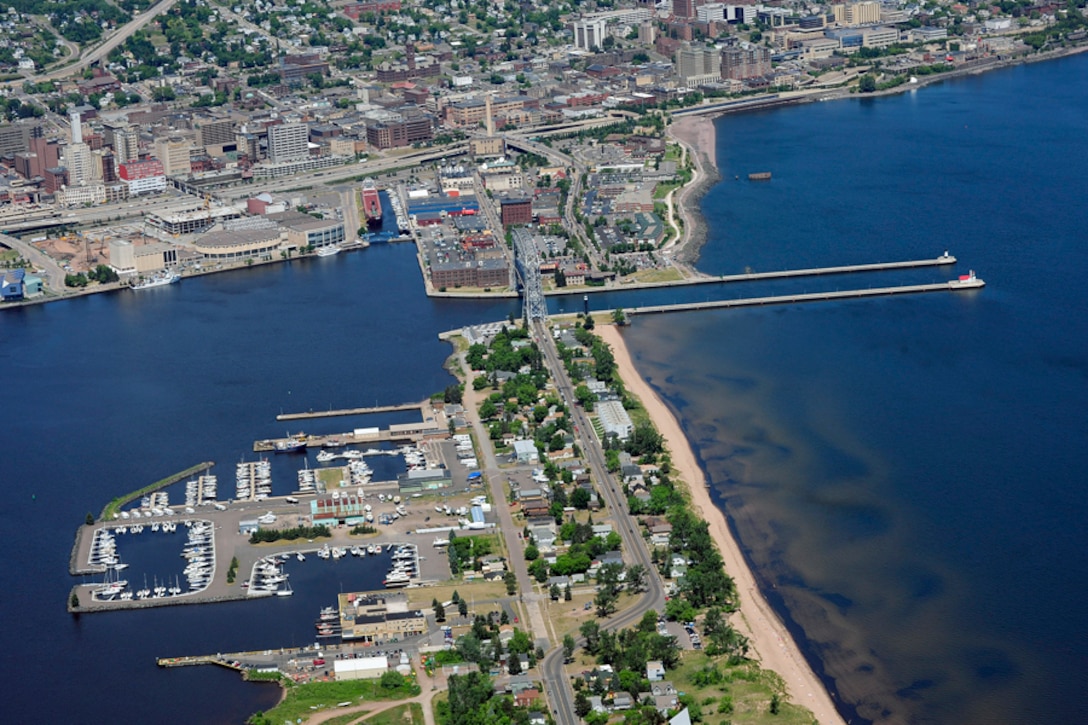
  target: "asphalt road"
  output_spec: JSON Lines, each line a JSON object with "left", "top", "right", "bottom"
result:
{"left": 534, "top": 319, "right": 666, "bottom": 725}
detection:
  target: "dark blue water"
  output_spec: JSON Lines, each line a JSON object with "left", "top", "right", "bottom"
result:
{"left": 620, "top": 54, "right": 1088, "bottom": 724}
{"left": 1, "top": 242, "right": 515, "bottom": 724}
{"left": 3, "top": 56, "right": 1085, "bottom": 725}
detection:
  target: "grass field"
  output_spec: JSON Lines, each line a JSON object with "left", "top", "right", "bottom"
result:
{"left": 667, "top": 652, "right": 818, "bottom": 725}
{"left": 403, "top": 579, "right": 508, "bottom": 609}
{"left": 628, "top": 268, "right": 684, "bottom": 284}
{"left": 317, "top": 467, "right": 345, "bottom": 487}
{"left": 356, "top": 702, "right": 425, "bottom": 725}
{"left": 250, "top": 678, "right": 419, "bottom": 725}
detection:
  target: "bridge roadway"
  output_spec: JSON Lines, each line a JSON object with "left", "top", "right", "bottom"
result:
{"left": 626, "top": 277, "right": 986, "bottom": 316}
{"left": 533, "top": 318, "right": 666, "bottom": 725}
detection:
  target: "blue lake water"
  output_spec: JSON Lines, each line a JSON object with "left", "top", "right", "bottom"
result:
{"left": 2, "top": 54, "right": 1086, "bottom": 724}
{"left": 619, "top": 53, "right": 1088, "bottom": 724}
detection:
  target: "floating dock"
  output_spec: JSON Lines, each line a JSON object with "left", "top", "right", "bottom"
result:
{"left": 626, "top": 276, "right": 984, "bottom": 317}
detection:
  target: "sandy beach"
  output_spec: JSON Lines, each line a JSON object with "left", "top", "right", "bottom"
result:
{"left": 595, "top": 324, "right": 846, "bottom": 725}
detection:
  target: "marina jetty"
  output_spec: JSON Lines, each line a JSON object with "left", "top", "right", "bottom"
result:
{"left": 276, "top": 400, "right": 427, "bottom": 422}
{"left": 99, "top": 461, "right": 214, "bottom": 521}
{"left": 258, "top": 402, "right": 448, "bottom": 452}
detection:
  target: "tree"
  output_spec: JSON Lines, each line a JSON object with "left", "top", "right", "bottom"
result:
{"left": 580, "top": 620, "right": 601, "bottom": 653}
{"left": 626, "top": 564, "right": 647, "bottom": 593}
{"left": 612, "top": 308, "right": 627, "bottom": 325}
{"left": 524, "top": 544, "right": 539, "bottom": 561}
{"left": 859, "top": 73, "right": 878, "bottom": 93}
{"left": 563, "top": 633, "right": 577, "bottom": 661}
{"left": 435, "top": 600, "right": 447, "bottom": 622}
{"left": 69, "top": 591, "right": 80, "bottom": 609}
{"left": 549, "top": 583, "right": 561, "bottom": 600}
{"left": 564, "top": 583, "right": 573, "bottom": 601}
{"left": 574, "top": 691, "right": 592, "bottom": 717}
{"left": 85, "top": 512, "right": 95, "bottom": 526}
{"left": 529, "top": 558, "right": 549, "bottom": 582}
{"left": 595, "top": 587, "right": 618, "bottom": 617}
{"left": 458, "top": 599, "right": 469, "bottom": 618}
{"left": 508, "top": 654, "right": 522, "bottom": 675}
{"left": 444, "top": 384, "right": 464, "bottom": 404}
{"left": 504, "top": 570, "right": 518, "bottom": 595}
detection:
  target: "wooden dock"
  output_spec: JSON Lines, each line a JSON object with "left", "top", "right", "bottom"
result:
{"left": 277, "top": 401, "right": 425, "bottom": 421}
{"left": 626, "top": 277, "right": 984, "bottom": 316}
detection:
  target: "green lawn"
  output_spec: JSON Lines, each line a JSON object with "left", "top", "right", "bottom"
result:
{"left": 362, "top": 702, "right": 425, "bottom": 725}
{"left": 249, "top": 677, "right": 420, "bottom": 725}
{"left": 654, "top": 181, "right": 680, "bottom": 200}
{"left": 669, "top": 652, "right": 818, "bottom": 725}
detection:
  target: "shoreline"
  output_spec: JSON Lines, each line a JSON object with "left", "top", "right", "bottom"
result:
{"left": 664, "top": 116, "right": 721, "bottom": 267}
{"left": 662, "top": 42, "right": 1088, "bottom": 267}
{"left": 595, "top": 324, "right": 846, "bottom": 725}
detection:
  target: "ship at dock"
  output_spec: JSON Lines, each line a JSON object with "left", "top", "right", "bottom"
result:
{"left": 131, "top": 272, "right": 181, "bottom": 290}
{"left": 361, "top": 179, "right": 382, "bottom": 228}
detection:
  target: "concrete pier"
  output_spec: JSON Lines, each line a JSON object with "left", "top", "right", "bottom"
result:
{"left": 277, "top": 401, "right": 426, "bottom": 422}
{"left": 626, "top": 277, "right": 985, "bottom": 316}
{"left": 567, "top": 253, "right": 959, "bottom": 296}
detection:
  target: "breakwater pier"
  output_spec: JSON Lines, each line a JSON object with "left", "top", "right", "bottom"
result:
{"left": 276, "top": 400, "right": 426, "bottom": 422}
{"left": 572, "top": 253, "right": 959, "bottom": 296}
{"left": 625, "top": 275, "right": 985, "bottom": 317}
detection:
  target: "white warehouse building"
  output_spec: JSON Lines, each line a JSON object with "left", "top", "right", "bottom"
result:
{"left": 334, "top": 655, "right": 389, "bottom": 681}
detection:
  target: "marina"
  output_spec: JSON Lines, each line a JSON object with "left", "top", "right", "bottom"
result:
{"left": 69, "top": 431, "right": 492, "bottom": 614}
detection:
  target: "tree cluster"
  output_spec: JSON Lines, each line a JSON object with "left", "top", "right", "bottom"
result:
{"left": 579, "top": 612, "right": 679, "bottom": 692}
{"left": 447, "top": 532, "right": 494, "bottom": 575}
{"left": 665, "top": 508, "right": 737, "bottom": 611}
{"left": 437, "top": 671, "right": 530, "bottom": 725}
{"left": 248, "top": 524, "right": 330, "bottom": 544}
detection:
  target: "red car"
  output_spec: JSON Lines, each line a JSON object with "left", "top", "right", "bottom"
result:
{"left": 313, "top": 658, "right": 326, "bottom": 666}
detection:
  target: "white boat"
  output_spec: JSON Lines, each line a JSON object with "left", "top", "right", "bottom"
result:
{"left": 131, "top": 271, "right": 181, "bottom": 290}
{"left": 315, "top": 244, "right": 340, "bottom": 257}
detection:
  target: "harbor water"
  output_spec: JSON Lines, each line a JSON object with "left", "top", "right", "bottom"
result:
{"left": 2, "top": 56, "right": 1086, "bottom": 724}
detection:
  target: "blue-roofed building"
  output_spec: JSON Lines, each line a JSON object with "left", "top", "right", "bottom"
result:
{"left": 23, "top": 274, "right": 42, "bottom": 296}
{"left": 1, "top": 269, "right": 26, "bottom": 301}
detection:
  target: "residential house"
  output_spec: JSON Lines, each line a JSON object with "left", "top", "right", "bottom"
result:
{"left": 647, "top": 660, "right": 666, "bottom": 682}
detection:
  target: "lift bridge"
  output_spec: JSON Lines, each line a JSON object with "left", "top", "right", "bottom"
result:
{"left": 512, "top": 227, "right": 547, "bottom": 321}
